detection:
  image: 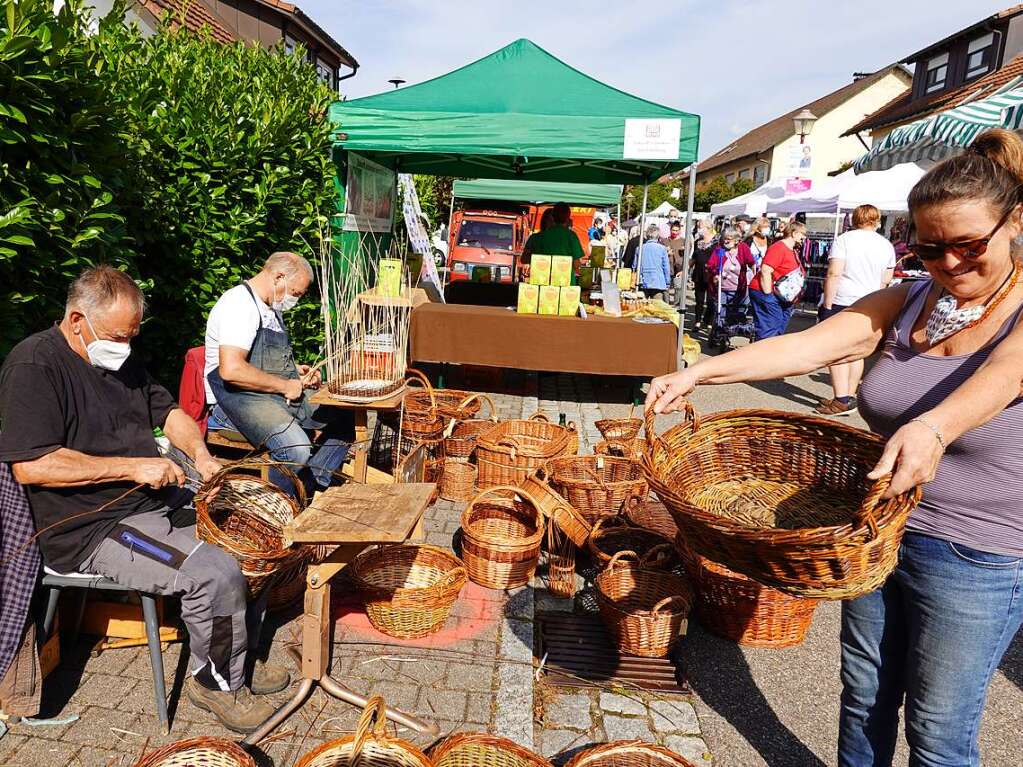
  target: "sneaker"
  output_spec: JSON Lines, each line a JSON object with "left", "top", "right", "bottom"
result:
{"left": 814, "top": 397, "right": 858, "bottom": 416}
{"left": 250, "top": 660, "right": 291, "bottom": 695}
{"left": 186, "top": 678, "right": 276, "bottom": 734}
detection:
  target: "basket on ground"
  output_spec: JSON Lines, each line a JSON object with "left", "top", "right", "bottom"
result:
{"left": 565, "top": 741, "right": 700, "bottom": 767}
{"left": 587, "top": 516, "right": 676, "bottom": 570}
{"left": 351, "top": 544, "right": 466, "bottom": 639}
{"left": 595, "top": 550, "right": 693, "bottom": 658}
{"left": 521, "top": 469, "right": 591, "bottom": 547}
{"left": 431, "top": 732, "right": 553, "bottom": 767}
{"left": 545, "top": 526, "right": 577, "bottom": 598}
{"left": 460, "top": 486, "right": 544, "bottom": 589}
{"left": 546, "top": 455, "right": 648, "bottom": 523}
{"left": 475, "top": 418, "right": 571, "bottom": 488}
{"left": 295, "top": 696, "right": 432, "bottom": 767}
{"left": 404, "top": 369, "right": 483, "bottom": 422}
{"left": 444, "top": 393, "right": 498, "bottom": 458}
{"left": 439, "top": 459, "right": 477, "bottom": 502}
{"left": 625, "top": 496, "right": 679, "bottom": 541}
{"left": 133, "top": 737, "right": 255, "bottom": 767}
{"left": 642, "top": 404, "right": 921, "bottom": 600}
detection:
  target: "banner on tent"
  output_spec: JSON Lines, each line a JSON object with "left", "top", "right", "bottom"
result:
{"left": 785, "top": 178, "right": 812, "bottom": 194}
{"left": 344, "top": 152, "right": 395, "bottom": 233}
{"left": 623, "top": 118, "right": 682, "bottom": 160}
{"left": 398, "top": 174, "right": 431, "bottom": 255}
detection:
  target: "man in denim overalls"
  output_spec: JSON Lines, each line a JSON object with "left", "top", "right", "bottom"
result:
{"left": 204, "top": 252, "right": 353, "bottom": 496}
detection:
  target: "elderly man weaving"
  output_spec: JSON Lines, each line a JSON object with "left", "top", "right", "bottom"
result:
{"left": 0, "top": 266, "right": 287, "bottom": 733}
{"left": 204, "top": 251, "right": 353, "bottom": 496}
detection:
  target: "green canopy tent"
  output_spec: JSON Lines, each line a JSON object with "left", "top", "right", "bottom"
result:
{"left": 451, "top": 179, "right": 622, "bottom": 207}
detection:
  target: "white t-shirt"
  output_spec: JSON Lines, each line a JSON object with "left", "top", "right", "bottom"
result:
{"left": 204, "top": 284, "right": 284, "bottom": 403}
{"left": 829, "top": 229, "right": 896, "bottom": 307}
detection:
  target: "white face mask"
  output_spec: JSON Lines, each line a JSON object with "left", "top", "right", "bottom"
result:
{"left": 925, "top": 294, "right": 984, "bottom": 345}
{"left": 80, "top": 313, "right": 132, "bottom": 371}
{"left": 272, "top": 276, "right": 300, "bottom": 312}
{"left": 760, "top": 227, "right": 772, "bottom": 236}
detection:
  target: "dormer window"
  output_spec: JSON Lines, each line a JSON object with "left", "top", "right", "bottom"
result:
{"left": 967, "top": 32, "right": 996, "bottom": 80}
{"left": 925, "top": 52, "right": 949, "bottom": 93}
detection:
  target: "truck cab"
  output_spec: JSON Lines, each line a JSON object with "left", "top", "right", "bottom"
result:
{"left": 447, "top": 208, "right": 528, "bottom": 283}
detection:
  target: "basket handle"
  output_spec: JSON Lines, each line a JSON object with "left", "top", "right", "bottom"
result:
{"left": 853, "top": 476, "right": 892, "bottom": 540}
{"left": 642, "top": 543, "right": 674, "bottom": 568}
{"left": 528, "top": 411, "right": 551, "bottom": 422}
{"left": 350, "top": 695, "right": 388, "bottom": 763}
{"left": 606, "top": 549, "right": 639, "bottom": 570}
{"left": 467, "top": 485, "right": 543, "bottom": 523}
{"left": 652, "top": 595, "right": 687, "bottom": 614}
{"left": 437, "top": 565, "right": 467, "bottom": 591}
{"left": 455, "top": 392, "right": 496, "bottom": 421}
{"left": 643, "top": 400, "right": 698, "bottom": 452}
{"left": 405, "top": 368, "right": 437, "bottom": 410}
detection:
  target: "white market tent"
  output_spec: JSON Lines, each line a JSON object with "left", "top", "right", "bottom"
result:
{"left": 765, "top": 162, "right": 927, "bottom": 214}
{"left": 649, "top": 200, "right": 683, "bottom": 217}
{"left": 709, "top": 176, "right": 789, "bottom": 216}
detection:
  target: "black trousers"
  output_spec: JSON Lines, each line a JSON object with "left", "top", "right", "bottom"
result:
{"left": 693, "top": 280, "right": 714, "bottom": 325}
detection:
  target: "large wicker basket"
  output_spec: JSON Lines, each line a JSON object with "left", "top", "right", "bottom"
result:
{"left": 476, "top": 418, "right": 571, "bottom": 488}
{"left": 460, "top": 486, "right": 545, "bottom": 589}
{"left": 565, "top": 741, "right": 700, "bottom": 767}
{"left": 431, "top": 732, "right": 553, "bottom": 767}
{"left": 404, "top": 369, "right": 483, "bottom": 422}
{"left": 587, "top": 516, "right": 676, "bottom": 570}
{"left": 642, "top": 404, "right": 921, "bottom": 600}
{"left": 444, "top": 394, "right": 499, "bottom": 459}
{"left": 133, "top": 737, "right": 255, "bottom": 767}
{"left": 595, "top": 551, "right": 693, "bottom": 658}
{"left": 352, "top": 544, "right": 467, "bottom": 639}
{"left": 295, "top": 696, "right": 432, "bottom": 767}
{"left": 546, "top": 455, "right": 648, "bottom": 524}
{"left": 195, "top": 471, "right": 304, "bottom": 598}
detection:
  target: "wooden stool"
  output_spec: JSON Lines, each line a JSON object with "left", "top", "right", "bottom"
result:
{"left": 205, "top": 430, "right": 269, "bottom": 481}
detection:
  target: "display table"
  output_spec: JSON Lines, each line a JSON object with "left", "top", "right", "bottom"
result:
{"left": 410, "top": 303, "right": 678, "bottom": 377}
{"left": 308, "top": 386, "right": 405, "bottom": 482}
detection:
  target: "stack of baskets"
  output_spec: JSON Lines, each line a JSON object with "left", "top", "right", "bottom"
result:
{"left": 544, "top": 455, "right": 648, "bottom": 524}
{"left": 396, "top": 370, "right": 448, "bottom": 481}
{"left": 460, "top": 486, "right": 544, "bottom": 589}
{"left": 439, "top": 393, "right": 498, "bottom": 502}
{"left": 476, "top": 414, "right": 571, "bottom": 489}
{"left": 587, "top": 516, "right": 676, "bottom": 570}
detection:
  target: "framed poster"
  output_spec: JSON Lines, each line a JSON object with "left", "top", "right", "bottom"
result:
{"left": 344, "top": 152, "right": 396, "bottom": 233}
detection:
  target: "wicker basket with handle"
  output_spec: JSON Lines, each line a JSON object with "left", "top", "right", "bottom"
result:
{"left": 594, "top": 438, "right": 644, "bottom": 461}
{"left": 625, "top": 496, "right": 679, "bottom": 541}
{"left": 431, "top": 732, "right": 553, "bottom": 767}
{"left": 595, "top": 550, "right": 694, "bottom": 658}
{"left": 133, "top": 737, "right": 255, "bottom": 767}
{"left": 475, "top": 418, "right": 571, "bottom": 488}
{"left": 460, "top": 486, "right": 545, "bottom": 589}
{"left": 351, "top": 544, "right": 466, "bottom": 639}
{"left": 521, "top": 468, "right": 591, "bottom": 547}
{"left": 546, "top": 455, "right": 648, "bottom": 524}
{"left": 294, "top": 696, "right": 432, "bottom": 767}
{"left": 564, "top": 741, "right": 700, "bottom": 767}
{"left": 595, "top": 405, "right": 643, "bottom": 443}
{"left": 439, "top": 459, "right": 478, "bottom": 502}
{"left": 404, "top": 369, "right": 483, "bottom": 422}
{"left": 400, "top": 369, "right": 445, "bottom": 438}
{"left": 587, "top": 515, "right": 676, "bottom": 570}
{"left": 444, "top": 393, "right": 499, "bottom": 459}
{"left": 642, "top": 404, "right": 921, "bottom": 600}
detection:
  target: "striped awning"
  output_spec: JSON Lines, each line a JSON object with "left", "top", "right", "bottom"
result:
{"left": 854, "top": 87, "right": 1023, "bottom": 172}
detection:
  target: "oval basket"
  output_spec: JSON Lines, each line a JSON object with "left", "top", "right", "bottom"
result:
{"left": 133, "top": 737, "right": 255, "bottom": 767}
{"left": 352, "top": 544, "right": 466, "bottom": 639}
{"left": 564, "top": 741, "right": 700, "bottom": 767}
{"left": 587, "top": 516, "right": 676, "bottom": 570}
{"left": 595, "top": 551, "right": 694, "bottom": 658}
{"left": 624, "top": 496, "right": 679, "bottom": 541}
{"left": 404, "top": 369, "right": 483, "bottom": 422}
{"left": 295, "top": 696, "right": 432, "bottom": 767}
{"left": 444, "top": 394, "right": 499, "bottom": 459}
{"left": 431, "top": 732, "right": 553, "bottom": 767}
{"left": 595, "top": 405, "right": 643, "bottom": 443}
{"left": 642, "top": 404, "right": 921, "bottom": 600}
{"left": 476, "top": 418, "right": 571, "bottom": 488}
{"left": 460, "top": 486, "right": 545, "bottom": 590}
{"left": 546, "top": 455, "right": 648, "bottom": 524}
{"left": 594, "top": 438, "right": 644, "bottom": 461}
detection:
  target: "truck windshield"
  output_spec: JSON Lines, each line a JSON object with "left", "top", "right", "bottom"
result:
{"left": 457, "top": 220, "right": 514, "bottom": 251}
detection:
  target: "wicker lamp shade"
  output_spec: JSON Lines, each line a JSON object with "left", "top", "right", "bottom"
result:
{"left": 546, "top": 455, "right": 648, "bottom": 524}
{"left": 295, "top": 696, "right": 432, "bottom": 767}
{"left": 133, "top": 737, "right": 255, "bottom": 767}
{"left": 352, "top": 544, "right": 466, "bottom": 639}
{"left": 564, "top": 741, "right": 700, "bottom": 767}
{"left": 642, "top": 404, "right": 921, "bottom": 600}
{"left": 460, "top": 486, "right": 545, "bottom": 589}
{"left": 431, "top": 732, "right": 554, "bottom": 767}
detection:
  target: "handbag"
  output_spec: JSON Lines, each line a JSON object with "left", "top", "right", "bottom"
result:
{"left": 773, "top": 267, "right": 805, "bottom": 304}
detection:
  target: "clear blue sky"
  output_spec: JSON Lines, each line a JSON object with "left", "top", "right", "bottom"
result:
{"left": 302, "top": 0, "right": 1010, "bottom": 162}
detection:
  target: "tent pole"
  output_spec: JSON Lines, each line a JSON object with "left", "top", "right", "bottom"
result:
{"left": 635, "top": 183, "right": 649, "bottom": 290}
{"left": 678, "top": 163, "right": 698, "bottom": 367}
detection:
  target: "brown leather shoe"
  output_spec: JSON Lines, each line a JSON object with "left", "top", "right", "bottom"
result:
{"left": 814, "top": 397, "right": 858, "bottom": 416}
{"left": 186, "top": 678, "right": 275, "bottom": 733}
{"left": 251, "top": 660, "right": 291, "bottom": 695}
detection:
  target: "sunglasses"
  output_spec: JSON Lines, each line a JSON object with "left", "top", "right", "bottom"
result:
{"left": 909, "top": 207, "right": 1015, "bottom": 261}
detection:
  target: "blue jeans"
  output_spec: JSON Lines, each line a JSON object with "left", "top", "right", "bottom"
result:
{"left": 750, "top": 289, "right": 794, "bottom": 339}
{"left": 838, "top": 532, "right": 1023, "bottom": 767}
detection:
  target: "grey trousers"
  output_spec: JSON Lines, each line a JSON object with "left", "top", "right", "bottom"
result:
{"left": 82, "top": 508, "right": 250, "bottom": 692}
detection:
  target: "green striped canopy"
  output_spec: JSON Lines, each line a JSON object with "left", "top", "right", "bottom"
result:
{"left": 854, "top": 87, "right": 1023, "bottom": 172}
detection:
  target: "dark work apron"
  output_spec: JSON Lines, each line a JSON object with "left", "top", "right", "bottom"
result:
{"left": 206, "top": 283, "right": 323, "bottom": 446}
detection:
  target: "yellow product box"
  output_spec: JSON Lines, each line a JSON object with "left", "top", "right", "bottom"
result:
{"left": 617, "top": 268, "right": 633, "bottom": 290}
{"left": 558, "top": 286, "right": 581, "bottom": 316}
{"left": 550, "top": 255, "right": 573, "bottom": 287}
{"left": 538, "top": 285, "right": 560, "bottom": 315}
{"left": 378, "top": 258, "right": 403, "bottom": 297}
{"left": 528, "top": 254, "right": 552, "bottom": 285}
{"left": 517, "top": 283, "right": 539, "bottom": 313}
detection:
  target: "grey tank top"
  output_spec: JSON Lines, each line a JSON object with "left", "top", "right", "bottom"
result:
{"left": 858, "top": 279, "right": 1023, "bottom": 557}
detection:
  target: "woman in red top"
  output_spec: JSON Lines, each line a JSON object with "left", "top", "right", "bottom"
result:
{"left": 749, "top": 221, "right": 807, "bottom": 338}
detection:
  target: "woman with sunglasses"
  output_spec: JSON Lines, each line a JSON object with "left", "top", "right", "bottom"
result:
{"left": 647, "top": 127, "right": 1023, "bottom": 767}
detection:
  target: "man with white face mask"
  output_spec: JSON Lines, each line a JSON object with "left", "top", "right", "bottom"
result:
{"left": 0, "top": 265, "right": 289, "bottom": 733}
{"left": 204, "top": 252, "right": 353, "bottom": 497}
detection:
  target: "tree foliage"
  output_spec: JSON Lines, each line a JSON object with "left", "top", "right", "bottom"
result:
{"left": 693, "top": 175, "right": 756, "bottom": 213}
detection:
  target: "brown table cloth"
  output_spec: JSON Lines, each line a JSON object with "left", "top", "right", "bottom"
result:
{"left": 410, "top": 304, "right": 678, "bottom": 377}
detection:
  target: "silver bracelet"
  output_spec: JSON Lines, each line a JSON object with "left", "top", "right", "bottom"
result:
{"left": 909, "top": 417, "right": 947, "bottom": 451}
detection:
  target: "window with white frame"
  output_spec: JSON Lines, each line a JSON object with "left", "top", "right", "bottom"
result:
{"left": 967, "top": 33, "right": 996, "bottom": 80}
{"left": 925, "top": 52, "right": 949, "bottom": 93}
{"left": 316, "top": 58, "right": 335, "bottom": 88}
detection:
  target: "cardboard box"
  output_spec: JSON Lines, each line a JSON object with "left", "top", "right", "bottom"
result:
{"left": 538, "top": 285, "right": 560, "bottom": 315}
{"left": 377, "top": 258, "right": 403, "bottom": 297}
{"left": 550, "top": 255, "right": 573, "bottom": 287}
{"left": 558, "top": 286, "right": 581, "bottom": 316}
{"left": 617, "top": 268, "right": 633, "bottom": 290}
{"left": 517, "top": 283, "right": 539, "bottom": 313}
{"left": 529, "top": 255, "right": 551, "bottom": 285}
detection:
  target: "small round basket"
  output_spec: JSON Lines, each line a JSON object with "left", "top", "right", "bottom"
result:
{"left": 460, "top": 486, "right": 545, "bottom": 589}
{"left": 624, "top": 496, "right": 679, "bottom": 541}
{"left": 133, "top": 737, "right": 255, "bottom": 767}
{"left": 642, "top": 404, "right": 921, "bottom": 600}
{"left": 431, "top": 732, "right": 553, "bottom": 767}
{"left": 564, "top": 741, "right": 700, "bottom": 767}
{"left": 547, "top": 455, "right": 648, "bottom": 524}
{"left": 595, "top": 551, "right": 694, "bottom": 658}
{"left": 587, "top": 516, "right": 676, "bottom": 570}
{"left": 295, "top": 696, "right": 432, "bottom": 767}
{"left": 352, "top": 544, "right": 466, "bottom": 639}
{"left": 439, "top": 459, "right": 477, "bottom": 502}
{"left": 595, "top": 406, "right": 643, "bottom": 443}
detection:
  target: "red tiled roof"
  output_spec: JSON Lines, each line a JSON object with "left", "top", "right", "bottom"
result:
{"left": 250, "top": 0, "right": 358, "bottom": 69}
{"left": 138, "top": 0, "right": 236, "bottom": 44}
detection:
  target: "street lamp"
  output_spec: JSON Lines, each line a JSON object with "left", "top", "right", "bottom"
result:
{"left": 793, "top": 108, "right": 817, "bottom": 144}
{"left": 388, "top": 78, "right": 406, "bottom": 89}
